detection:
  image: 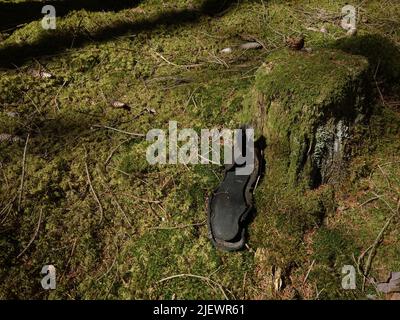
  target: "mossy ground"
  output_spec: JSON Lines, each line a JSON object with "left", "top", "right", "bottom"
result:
{"left": 0, "top": 0, "right": 399, "bottom": 299}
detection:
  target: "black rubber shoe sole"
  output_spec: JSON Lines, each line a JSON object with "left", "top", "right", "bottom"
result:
{"left": 207, "top": 145, "right": 261, "bottom": 251}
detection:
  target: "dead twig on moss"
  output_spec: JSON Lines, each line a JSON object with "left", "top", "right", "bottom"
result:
{"left": 373, "top": 191, "right": 398, "bottom": 215}
{"left": 362, "top": 212, "right": 396, "bottom": 291}
{"left": 377, "top": 164, "right": 393, "bottom": 189}
{"left": 359, "top": 195, "right": 381, "bottom": 207}
{"left": 60, "top": 237, "right": 79, "bottom": 282}
{"left": 374, "top": 61, "right": 387, "bottom": 107}
{"left": 208, "top": 51, "right": 229, "bottom": 68}
{"left": 84, "top": 148, "right": 104, "bottom": 224}
{"left": 0, "top": 195, "right": 16, "bottom": 217}
{"left": 111, "top": 195, "right": 133, "bottom": 228}
{"left": 1, "top": 23, "right": 27, "bottom": 33}
{"left": 17, "top": 208, "right": 43, "bottom": 259}
{"left": 0, "top": 196, "right": 17, "bottom": 225}
{"left": 150, "top": 220, "right": 206, "bottom": 230}
{"left": 18, "top": 134, "right": 29, "bottom": 212}
{"left": 96, "top": 249, "right": 119, "bottom": 281}
{"left": 100, "top": 177, "right": 133, "bottom": 228}
{"left": 151, "top": 50, "right": 203, "bottom": 69}
{"left": 53, "top": 79, "right": 68, "bottom": 112}
{"left": 303, "top": 259, "right": 316, "bottom": 285}
{"left": 24, "top": 93, "right": 41, "bottom": 114}
{"left": 120, "top": 191, "right": 161, "bottom": 204}
{"left": 92, "top": 125, "right": 145, "bottom": 137}
{"left": 361, "top": 192, "right": 399, "bottom": 290}
{"left": 104, "top": 137, "right": 135, "bottom": 168}
{"left": 158, "top": 273, "right": 228, "bottom": 300}
{"left": 353, "top": 252, "right": 371, "bottom": 286}
{"left": 315, "top": 285, "right": 325, "bottom": 300}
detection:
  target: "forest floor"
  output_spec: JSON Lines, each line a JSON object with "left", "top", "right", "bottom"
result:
{"left": 0, "top": 0, "right": 399, "bottom": 299}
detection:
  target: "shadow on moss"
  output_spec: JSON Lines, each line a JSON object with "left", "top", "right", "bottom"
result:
{"left": 0, "top": 0, "right": 260, "bottom": 68}
{"left": 333, "top": 34, "right": 400, "bottom": 85}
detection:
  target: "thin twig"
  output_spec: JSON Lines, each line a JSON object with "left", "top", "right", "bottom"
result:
{"left": 53, "top": 79, "right": 68, "bottom": 112}
{"left": 84, "top": 148, "right": 104, "bottom": 224}
{"left": 372, "top": 191, "right": 397, "bottom": 215}
{"left": 303, "top": 259, "right": 316, "bottom": 285}
{"left": 362, "top": 214, "right": 395, "bottom": 290}
{"left": 359, "top": 195, "right": 381, "bottom": 207}
{"left": 150, "top": 220, "right": 206, "bottom": 230}
{"left": 315, "top": 285, "right": 325, "bottom": 300}
{"left": 120, "top": 192, "right": 161, "bottom": 204}
{"left": 377, "top": 164, "right": 392, "bottom": 189}
{"left": 24, "top": 93, "right": 41, "bottom": 114}
{"left": 104, "top": 137, "right": 135, "bottom": 167}
{"left": 1, "top": 23, "right": 27, "bottom": 33}
{"left": 18, "top": 134, "right": 29, "bottom": 212}
{"left": 101, "top": 177, "right": 133, "bottom": 228}
{"left": 112, "top": 195, "right": 132, "bottom": 228}
{"left": 17, "top": 208, "right": 43, "bottom": 259}
{"left": 374, "top": 61, "right": 387, "bottom": 107}
{"left": 96, "top": 247, "right": 119, "bottom": 281}
{"left": 0, "top": 195, "right": 17, "bottom": 217}
{"left": 158, "top": 273, "right": 228, "bottom": 300}
{"left": 60, "top": 238, "right": 79, "bottom": 282}
{"left": 152, "top": 51, "right": 203, "bottom": 69}
{"left": 92, "top": 125, "right": 145, "bottom": 137}
{"left": 0, "top": 196, "right": 17, "bottom": 225}
{"left": 361, "top": 192, "right": 399, "bottom": 290}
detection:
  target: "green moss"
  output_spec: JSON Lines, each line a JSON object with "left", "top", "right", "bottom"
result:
{"left": 242, "top": 48, "right": 369, "bottom": 187}
{"left": 1, "top": 0, "right": 399, "bottom": 300}
{"left": 313, "top": 228, "right": 358, "bottom": 265}
{"left": 118, "top": 141, "right": 154, "bottom": 174}
{"left": 334, "top": 34, "right": 400, "bottom": 85}
{"left": 308, "top": 227, "right": 363, "bottom": 300}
